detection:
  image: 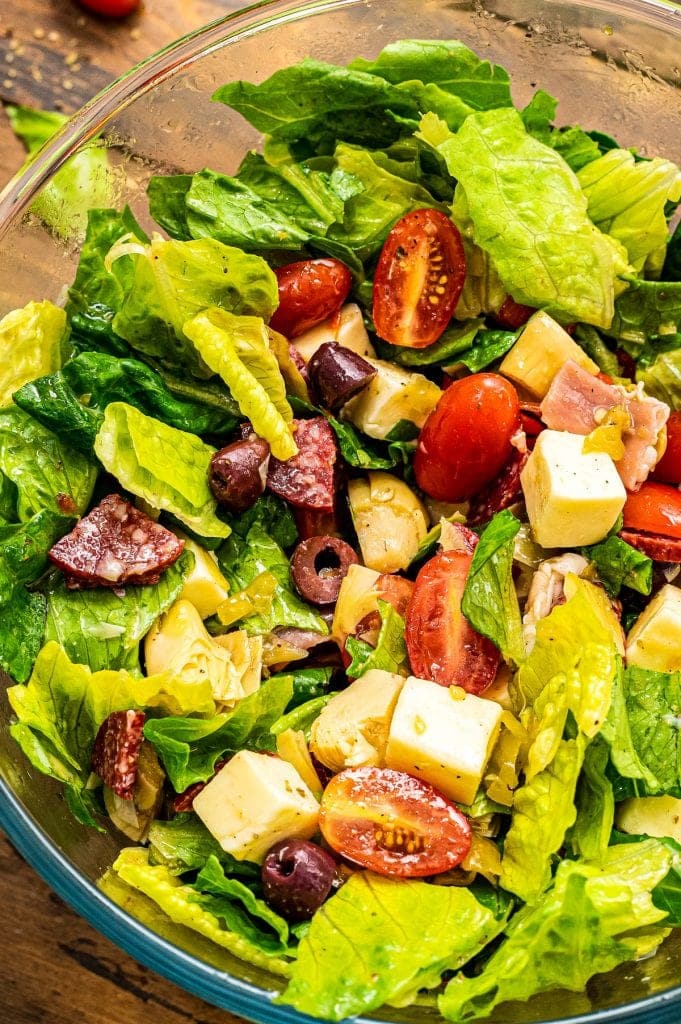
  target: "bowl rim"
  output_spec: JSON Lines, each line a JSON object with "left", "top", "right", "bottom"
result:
{"left": 1, "top": 1, "right": 681, "bottom": 1022}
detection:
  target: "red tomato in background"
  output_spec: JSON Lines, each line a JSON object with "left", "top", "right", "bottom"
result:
{"left": 493, "top": 296, "right": 535, "bottom": 330}
{"left": 269, "top": 259, "right": 352, "bottom": 339}
{"left": 319, "top": 766, "right": 471, "bottom": 877}
{"left": 78, "top": 0, "right": 140, "bottom": 14}
{"left": 652, "top": 411, "right": 681, "bottom": 485}
{"left": 414, "top": 373, "right": 520, "bottom": 502}
{"left": 406, "top": 547, "right": 500, "bottom": 694}
{"left": 372, "top": 209, "right": 466, "bottom": 349}
{"left": 623, "top": 482, "right": 681, "bottom": 540}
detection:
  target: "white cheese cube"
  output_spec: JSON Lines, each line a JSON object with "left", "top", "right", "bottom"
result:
{"left": 342, "top": 359, "right": 441, "bottom": 441}
{"left": 192, "top": 751, "right": 319, "bottom": 863}
{"left": 520, "top": 430, "right": 626, "bottom": 548}
{"left": 616, "top": 796, "right": 681, "bottom": 844}
{"left": 626, "top": 584, "right": 681, "bottom": 672}
{"left": 499, "top": 311, "right": 598, "bottom": 399}
{"left": 293, "top": 303, "right": 376, "bottom": 363}
{"left": 385, "top": 676, "right": 503, "bottom": 805}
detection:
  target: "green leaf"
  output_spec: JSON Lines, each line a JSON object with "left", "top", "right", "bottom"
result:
{"left": 269, "top": 695, "right": 332, "bottom": 741}
{"left": 45, "top": 549, "right": 193, "bottom": 672}
{"left": 452, "top": 328, "right": 519, "bottom": 373}
{"left": 147, "top": 814, "right": 260, "bottom": 878}
{"left": 571, "top": 737, "right": 615, "bottom": 861}
{"left": 376, "top": 319, "right": 482, "bottom": 367}
{"left": 112, "top": 849, "right": 292, "bottom": 974}
{"left": 326, "top": 415, "right": 402, "bottom": 470}
{"left": 582, "top": 534, "right": 653, "bottom": 597}
{"left": 573, "top": 324, "right": 621, "bottom": 377}
{"left": 0, "top": 301, "right": 65, "bottom": 408}
{"left": 663, "top": 220, "right": 681, "bottom": 281}
{"left": 611, "top": 666, "right": 681, "bottom": 796}
{"left": 0, "top": 407, "right": 97, "bottom": 521}
{"left": 222, "top": 492, "right": 297, "bottom": 551}
{"left": 345, "top": 599, "right": 409, "bottom": 678}
{"left": 183, "top": 307, "right": 296, "bottom": 460}
{"left": 550, "top": 124, "right": 604, "bottom": 172}
{"left": 6, "top": 103, "right": 67, "bottom": 152}
{"left": 271, "top": 666, "right": 334, "bottom": 711}
{"left": 600, "top": 662, "right": 659, "bottom": 792}
{"left": 143, "top": 674, "right": 294, "bottom": 792}
{"left": 635, "top": 333, "right": 681, "bottom": 409}
{"left": 611, "top": 833, "right": 681, "bottom": 926}
{"left": 604, "top": 277, "right": 681, "bottom": 349}
{"left": 280, "top": 871, "right": 505, "bottom": 1021}
{"left": 0, "top": 587, "right": 48, "bottom": 685}
{"left": 93, "top": 402, "right": 229, "bottom": 540}
{"left": 147, "top": 174, "right": 193, "bottom": 240}
{"left": 217, "top": 523, "right": 327, "bottom": 636}
{"left": 461, "top": 510, "right": 524, "bottom": 664}
{"left": 437, "top": 108, "right": 629, "bottom": 328}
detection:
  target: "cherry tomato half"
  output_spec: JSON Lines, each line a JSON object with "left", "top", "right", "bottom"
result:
{"left": 78, "top": 0, "right": 140, "bottom": 14}
{"left": 652, "top": 411, "right": 681, "bottom": 485}
{"left": 372, "top": 209, "right": 466, "bottom": 349}
{"left": 623, "top": 481, "right": 681, "bottom": 540}
{"left": 319, "top": 766, "right": 471, "bottom": 877}
{"left": 414, "top": 373, "right": 520, "bottom": 502}
{"left": 406, "top": 546, "right": 500, "bottom": 693}
{"left": 269, "top": 259, "right": 352, "bottom": 339}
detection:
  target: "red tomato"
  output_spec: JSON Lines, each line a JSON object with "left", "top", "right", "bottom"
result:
{"left": 623, "top": 482, "right": 681, "bottom": 540}
{"left": 372, "top": 209, "right": 466, "bottom": 348}
{"left": 652, "top": 411, "right": 681, "bottom": 485}
{"left": 377, "top": 573, "right": 414, "bottom": 617}
{"left": 414, "top": 373, "right": 520, "bottom": 502}
{"left": 406, "top": 548, "right": 500, "bottom": 693}
{"left": 269, "top": 259, "right": 352, "bottom": 339}
{"left": 78, "top": 0, "right": 140, "bottom": 14}
{"left": 493, "top": 296, "right": 535, "bottom": 330}
{"left": 319, "top": 766, "right": 471, "bottom": 877}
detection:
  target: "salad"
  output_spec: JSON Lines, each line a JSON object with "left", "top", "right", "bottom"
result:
{"left": 2, "top": 36, "right": 681, "bottom": 1024}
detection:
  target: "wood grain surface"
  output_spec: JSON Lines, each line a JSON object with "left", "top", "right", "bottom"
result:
{"left": 0, "top": 7, "right": 253, "bottom": 1023}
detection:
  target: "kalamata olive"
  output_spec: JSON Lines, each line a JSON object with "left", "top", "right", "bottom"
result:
{"left": 291, "top": 535, "right": 359, "bottom": 605}
{"left": 308, "top": 343, "right": 377, "bottom": 411}
{"left": 261, "top": 839, "right": 337, "bottom": 921}
{"left": 209, "top": 438, "right": 270, "bottom": 514}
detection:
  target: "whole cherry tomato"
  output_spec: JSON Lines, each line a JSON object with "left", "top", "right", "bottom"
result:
{"left": 406, "top": 546, "right": 500, "bottom": 694}
{"left": 414, "top": 373, "right": 520, "bottom": 502}
{"left": 622, "top": 481, "right": 681, "bottom": 540}
{"left": 652, "top": 411, "right": 681, "bottom": 485}
{"left": 269, "top": 259, "right": 352, "bottom": 339}
{"left": 78, "top": 0, "right": 140, "bottom": 15}
{"left": 319, "top": 766, "right": 471, "bottom": 877}
{"left": 372, "top": 209, "right": 466, "bottom": 348}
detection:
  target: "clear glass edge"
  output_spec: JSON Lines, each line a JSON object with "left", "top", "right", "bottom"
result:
{"left": 0, "top": 0, "right": 680, "bottom": 1020}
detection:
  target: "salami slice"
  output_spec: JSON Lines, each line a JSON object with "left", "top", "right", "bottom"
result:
{"left": 49, "top": 494, "right": 184, "bottom": 588}
{"left": 468, "top": 449, "right": 528, "bottom": 526}
{"left": 91, "top": 710, "right": 145, "bottom": 799}
{"left": 619, "top": 528, "right": 681, "bottom": 564}
{"left": 267, "top": 418, "right": 338, "bottom": 511}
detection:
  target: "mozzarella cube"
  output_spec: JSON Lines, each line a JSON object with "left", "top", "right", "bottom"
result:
{"left": 616, "top": 796, "right": 681, "bottom": 844}
{"left": 499, "top": 311, "right": 598, "bottom": 399}
{"left": 521, "top": 430, "right": 626, "bottom": 548}
{"left": 293, "top": 303, "right": 376, "bottom": 363}
{"left": 342, "top": 358, "right": 441, "bottom": 441}
{"left": 626, "top": 584, "right": 681, "bottom": 672}
{"left": 385, "top": 676, "right": 503, "bottom": 805}
{"left": 192, "top": 751, "right": 319, "bottom": 862}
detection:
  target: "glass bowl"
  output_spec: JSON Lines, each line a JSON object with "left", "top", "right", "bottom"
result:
{"left": 1, "top": 1, "right": 680, "bottom": 1022}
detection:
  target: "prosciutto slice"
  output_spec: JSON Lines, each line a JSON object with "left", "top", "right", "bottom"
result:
{"left": 540, "top": 361, "right": 669, "bottom": 491}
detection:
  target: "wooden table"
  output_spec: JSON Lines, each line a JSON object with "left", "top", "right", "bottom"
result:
{"left": 0, "top": 8, "right": 251, "bottom": 1022}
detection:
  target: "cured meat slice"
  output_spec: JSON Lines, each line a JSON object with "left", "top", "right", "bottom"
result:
{"left": 267, "top": 417, "right": 338, "bottom": 512}
{"left": 469, "top": 448, "right": 529, "bottom": 525}
{"left": 49, "top": 494, "right": 184, "bottom": 588}
{"left": 541, "top": 360, "right": 669, "bottom": 490}
{"left": 619, "top": 528, "right": 681, "bottom": 563}
{"left": 91, "top": 710, "right": 145, "bottom": 799}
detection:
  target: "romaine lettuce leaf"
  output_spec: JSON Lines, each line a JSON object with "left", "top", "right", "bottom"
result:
{"left": 345, "top": 599, "right": 409, "bottom": 678}
{"left": 269, "top": 695, "right": 331, "bottom": 741}
{"left": 449, "top": 328, "right": 518, "bottom": 373}
{"left": 0, "top": 587, "right": 48, "bottom": 685}
{"left": 611, "top": 834, "right": 681, "bottom": 926}
{"left": 0, "top": 407, "right": 97, "bottom": 521}
{"left": 222, "top": 492, "right": 297, "bottom": 551}
{"left": 461, "top": 510, "right": 524, "bottom": 664}
{"left": 108, "top": 235, "right": 278, "bottom": 378}
{"left": 613, "top": 666, "right": 681, "bottom": 796}
{"left": 112, "top": 848, "right": 292, "bottom": 974}
{"left": 577, "top": 149, "right": 681, "bottom": 270}
{"left": 571, "top": 736, "right": 615, "bottom": 861}
{"left": 146, "top": 173, "right": 193, "bottom": 240}
{"left": 45, "top": 549, "right": 192, "bottom": 672}
{"left": 573, "top": 323, "right": 621, "bottom": 376}
{"left": 147, "top": 813, "right": 260, "bottom": 877}
{"left": 582, "top": 534, "right": 652, "bottom": 597}
{"left": 280, "top": 871, "right": 506, "bottom": 1020}
{"left": 245, "top": 145, "right": 345, "bottom": 232}
{"left": 93, "top": 402, "right": 230, "bottom": 539}
{"left": 664, "top": 220, "right": 681, "bottom": 281}
{"left": 635, "top": 333, "right": 681, "bottom": 408}
{"left": 436, "top": 108, "right": 629, "bottom": 328}
{"left": 143, "top": 674, "right": 294, "bottom": 791}
{"left": 218, "top": 523, "right": 327, "bottom": 636}
{"left": 0, "top": 301, "right": 65, "bottom": 407}
{"left": 376, "top": 319, "right": 481, "bottom": 367}
{"left": 600, "top": 661, "right": 658, "bottom": 793}
{"left": 271, "top": 666, "right": 334, "bottom": 711}
{"left": 604, "top": 277, "right": 681, "bottom": 349}
{"left": 183, "top": 307, "right": 296, "bottom": 460}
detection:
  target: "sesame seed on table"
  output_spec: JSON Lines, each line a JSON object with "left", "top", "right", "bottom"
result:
{"left": 0, "top": 6, "right": 250, "bottom": 1022}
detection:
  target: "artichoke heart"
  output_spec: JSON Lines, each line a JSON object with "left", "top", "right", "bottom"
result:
{"left": 348, "top": 472, "right": 428, "bottom": 574}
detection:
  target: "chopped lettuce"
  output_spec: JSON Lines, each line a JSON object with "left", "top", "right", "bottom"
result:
{"left": 582, "top": 534, "right": 653, "bottom": 598}
{"left": 93, "top": 402, "right": 230, "bottom": 539}
{"left": 609, "top": 666, "right": 681, "bottom": 796}
{"left": 143, "top": 674, "right": 294, "bottom": 792}
{"left": 571, "top": 737, "right": 615, "bottom": 861}
{"left": 183, "top": 307, "right": 296, "bottom": 460}
{"left": 0, "top": 588, "right": 48, "bottom": 686}
{"left": 269, "top": 695, "right": 331, "bottom": 741}
{"left": 272, "top": 666, "right": 334, "bottom": 711}
{"left": 600, "top": 662, "right": 658, "bottom": 793}
{"left": 280, "top": 871, "right": 506, "bottom": 1020}
{"left": 0, "top": 301, "right": 65, "bottom": 407}
{"left": 148, "top": 814, "right": 260, "bottom": 877}
{"left": 461, "top": 510, "right": 524, "bottom": 664}
{"left": 345, "top": 599, "right": 409, "bottom": 678}
{"left": 664, "top": 220, "right": 681, "bottom": 281}
{"left": 376, "top": 319, "right": 482, "bottom": 367}
{"left": 222, "top": 492, "right": 297, "bottom": 551}
{"left": 0, "top": 407, "right": 97, "bottom": 521}
{"left": 635, "top": 333, "right": 681, "bottom": 408}
{"left": 605, "top": 277, "right": 681, "bottom": 349}
{"left": 436, "top": 108, "right": 629, "bottom": 328}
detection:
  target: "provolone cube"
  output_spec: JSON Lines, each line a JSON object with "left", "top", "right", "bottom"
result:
{"left": 626, "top": 584, "right": 681, "bottom": 671}
{"left": 616, "top": 796, "right": 681, "bottom": 844}
{"left": 342, "top": 359, "right": 441, "bottom": 441}
{"left": 499, "top": 310, "right": 598, "bottom": 398}
{"left": 193, "top": 750, "right": 319, "bottom": 862}
{"left": 385, "top": 676, "right": 503, "bottom": 805}
{"left": 293, "top": 303, "right": 376, "bottom": 363}
{"left": 520, "top": 430, "right": 626, "bottom": 548}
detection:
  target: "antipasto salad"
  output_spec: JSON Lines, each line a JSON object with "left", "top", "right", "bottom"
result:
{"left": 2, "top": 38, "right": 681, "bottom": 1023}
